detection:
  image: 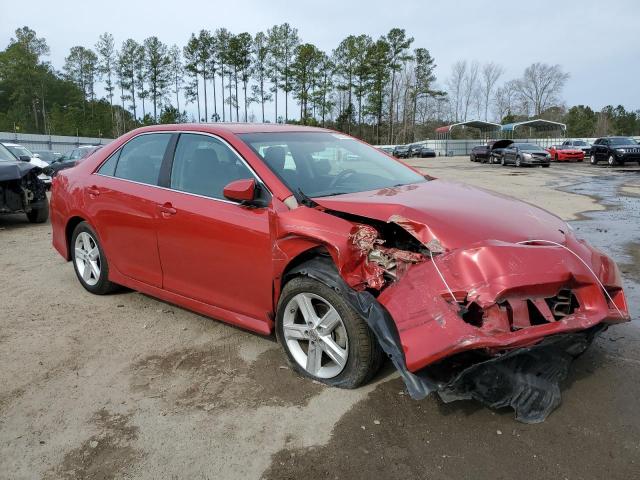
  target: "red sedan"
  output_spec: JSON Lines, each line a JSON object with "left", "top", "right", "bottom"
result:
{"left": 547, "top": 145, "right": 585, "bottom": 162}
{"left": 50, "top": 124, "right": 629, "bottom": 422}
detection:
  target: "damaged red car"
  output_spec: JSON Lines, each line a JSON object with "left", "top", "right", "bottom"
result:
{"left": 50, "top": 124, "right": 630, "bottom": 423}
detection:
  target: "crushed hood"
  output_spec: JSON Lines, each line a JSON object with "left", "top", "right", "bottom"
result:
{"left": 313, "top": 180, "right": 567, "bottom": 250}
{"left": 0, "top": 161, "right": 42, "bottom": 182}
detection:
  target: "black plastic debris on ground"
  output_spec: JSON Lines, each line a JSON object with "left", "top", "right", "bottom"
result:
{"left": 286, "top": 257, "right": 604, "bottom": 424}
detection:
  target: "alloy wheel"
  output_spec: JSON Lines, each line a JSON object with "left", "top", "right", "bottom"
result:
{"left": 282, "top": 292, "right": 349, "bottom": 379}
{"left": 516, "top": 156, "right": 521, "bottom": 167}
{"left": 74, "top": 231, "right": 101, "bottom": 286}
{"left": 590, "top": 154, "right": 597, "bottom": 165}
{"left": 608, "top": 155, "right": 615, "bottom": 167}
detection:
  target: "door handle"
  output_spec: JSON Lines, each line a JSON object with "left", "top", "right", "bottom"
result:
{"left": 87, "top": 186, "right": 100, "bottom": 197}
{"left": 158, "top": 203, "right": 177, "bottom": 217}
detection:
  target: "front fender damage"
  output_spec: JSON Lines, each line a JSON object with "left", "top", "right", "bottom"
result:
{"left": 277, "top": 207, "right": 630, "bottom": 423}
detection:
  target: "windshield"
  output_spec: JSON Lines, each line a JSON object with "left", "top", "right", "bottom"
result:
{"left": 0, "top": 143, "right": 16, "bottom": 162}
{"left": 610, "top": 137, "right": 637, "bottom": 145}
{"left": 239, "top": 132, "right": 426, "bottom": 197}
{"left": 6, "top": 145, "right": 33, "bottom": 158}
{"left": 514, "top": 143, "right": 546, "bottom": 152}
{"left": 573, "top": 141, "right": 588, "bottom": 146}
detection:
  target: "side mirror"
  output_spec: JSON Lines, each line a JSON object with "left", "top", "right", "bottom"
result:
{"left": 223, "top": 178, "right": 257, "bottom": 203}
{"left": 33, "top": 153, "right": 41, "bottom": 158}
{"left": 19, "top": 155, "right": 31, "bottom": 162}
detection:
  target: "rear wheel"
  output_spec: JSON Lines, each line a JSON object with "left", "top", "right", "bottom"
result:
{"left": 501, "top": 156, "right": 506, "bottom": 166}
{"left": 276, "top": 275, "right": 383, "bottom": 388}
{"left": 26, "top": 200, "right": 49, "bottom": 223}
{"left": 71, "top": 222, "right": 118, "bottom": 295}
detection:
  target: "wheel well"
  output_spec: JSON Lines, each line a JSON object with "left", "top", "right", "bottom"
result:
{"left": 280, "top": 246, "right": 332, "bottom": 290}
{"left": 65, "top": 216, "right": 85, "bottom": 258}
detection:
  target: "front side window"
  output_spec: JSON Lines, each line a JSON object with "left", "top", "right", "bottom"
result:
{"left": 170, "top": 133, "right": 255, "bottom": 200}
{"left": 113, "top": 133, "right": 171, "bottom": 185}
{"left": 239, "top": 132, "right": 425, "bottom": 197}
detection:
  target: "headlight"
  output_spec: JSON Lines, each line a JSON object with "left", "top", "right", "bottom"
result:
{"left": 615, "top": 148, "right": 626, "bottom": 154}
{"left": 522, "top": 152, "right": 532, "bottom": 158}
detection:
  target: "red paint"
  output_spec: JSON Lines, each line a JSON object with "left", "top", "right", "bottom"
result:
{"left": 223, "top": 178, "right": 256, "bottom": 202}
{"left": 547, "top": 145, "right": 585, "bottom": 162}
{"left": 50, "top": 124, "right": 630, "bottom": 374}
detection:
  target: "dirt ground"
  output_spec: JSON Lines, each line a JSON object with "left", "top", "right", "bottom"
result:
{"left": 1, "top": 158, "right": 638, "bottom": 480}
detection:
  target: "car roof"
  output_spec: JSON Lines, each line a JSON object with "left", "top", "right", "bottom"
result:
{"left": 2, "top": 142, "right": 23, "bottom": 147}
{"left": 127, "top": 123, "right": 335, "bottom": 136}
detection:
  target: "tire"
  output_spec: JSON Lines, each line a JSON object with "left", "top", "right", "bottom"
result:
{"left": 590, "top": 154, "right": 597, "bottom": 165}
{"left": 276, "top": 275, "right": 384, "bottom": 389}
{"left": 515, "top": 156, "right": 521, "bottom": 167}
{"left": 608, "top": 154, "right": 616, "bottom": 167}
{"left": 470, "top": 154, "right": 476, "bottom": 162}
{"left": 542, "top": 164, "right": 550, "bottom": 168}
{"left": 71, "top": 221, "right": 119, "bottom": 295}
{"left": 26, "top": 200, "right": 49, "bottom": 223}
{"left": 501, "top": 156, "right": 506, "bottom": 166}
{"left": 554, "top": 154, "right": 559, "bottom": 162}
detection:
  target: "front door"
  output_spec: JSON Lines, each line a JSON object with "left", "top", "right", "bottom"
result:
{"left": 155, "top": 133, "right": 273, "bottom": 323}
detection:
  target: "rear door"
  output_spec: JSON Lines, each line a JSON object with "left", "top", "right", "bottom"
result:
{"left": 87, "top": 132, "right": 173, "bottom": 287}
{"left": 155, "top": 133, "right": 273, "bottom": 323}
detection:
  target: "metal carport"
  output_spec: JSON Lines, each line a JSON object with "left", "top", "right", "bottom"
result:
{"left": 500, "top": 119, "right": 566, "bottom": 139}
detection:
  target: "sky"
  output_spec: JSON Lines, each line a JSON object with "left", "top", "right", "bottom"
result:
{"left": 2, "top": 0, "right": 639, "bottom": 120}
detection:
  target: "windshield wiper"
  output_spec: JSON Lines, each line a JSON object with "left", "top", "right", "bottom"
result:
{"left": 295, "top": 188, "right": 318, "bottom": 207}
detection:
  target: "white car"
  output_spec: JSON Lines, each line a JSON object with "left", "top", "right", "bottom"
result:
{"left": 2, "top": 143, "right": 52, "bottom": 187}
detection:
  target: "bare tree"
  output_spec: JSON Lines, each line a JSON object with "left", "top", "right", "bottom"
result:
{"left": 492, "top": 79, "right": 519, "bottom": 121}
{"left": 480, "top": 62, "right": 503, "bottom": 121}
{"left": 445, "top": 60, "right": 466, "bottom": 122}
{"left": 462, "top": 60, "right": 479, "bottom": 121}
{"left": 514, "top": 62, "right": 569, "bottom": 116}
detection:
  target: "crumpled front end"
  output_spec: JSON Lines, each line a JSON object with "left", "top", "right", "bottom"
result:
{"left": 353, "top": 221, "right": 630, "bottom": 422}
{"left": 376, "top": 236, "right": 629, "bottom": 373}
{"left": 299, "top": 209, "right": 629, "bottom": 422}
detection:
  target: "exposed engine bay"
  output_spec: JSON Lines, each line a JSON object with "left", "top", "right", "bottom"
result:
{"left": 0, "top": 162, "right": 48, "bottom": 215}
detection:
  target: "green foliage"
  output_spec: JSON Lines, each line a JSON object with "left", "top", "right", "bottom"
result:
{"left": 2, "top": 25, "right": 636, "bottom": 145}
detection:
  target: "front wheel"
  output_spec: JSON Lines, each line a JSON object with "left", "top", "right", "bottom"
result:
{"left": 590, "top": 154, "right": 598, "bottom": 165}
{"left": 501, "top": 156, "right": 506, "bottom": 166}
{"left": 608, "top": 154, "right": 616, "bottom": 167}
{"left": 470, "top": 154, "right": 476, "bottom": 162}
{"left": 276, "top": 275, "right": 383, "bottom": 388}
{"left": 515, "top": 156, "right": 522, "bottom": 167}
{"left": 71, "top": 222, "right": 119, "bottom": 295}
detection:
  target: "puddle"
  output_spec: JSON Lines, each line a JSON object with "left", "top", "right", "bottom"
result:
{"left": 562, "top": 173, "right": 640, "bottom": 321}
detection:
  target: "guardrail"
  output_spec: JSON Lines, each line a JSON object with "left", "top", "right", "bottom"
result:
{"left": 0, "top": 132, "right": 113, "bottom": 154}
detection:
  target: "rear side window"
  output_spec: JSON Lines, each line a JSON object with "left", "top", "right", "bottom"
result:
{"left": 113, "top": 133, "right": 171, "bottom": 185}
{"left": 170, "top": 133, "right": 255, "bottom": 200}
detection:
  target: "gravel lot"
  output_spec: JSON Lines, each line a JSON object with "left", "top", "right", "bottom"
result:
{"left": 1, "top": 157, "right": 638, "bottom": 479}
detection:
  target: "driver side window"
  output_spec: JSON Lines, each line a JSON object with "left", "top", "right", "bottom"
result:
{"left": 170, "top": 133, "right": 255, "bottom": 200}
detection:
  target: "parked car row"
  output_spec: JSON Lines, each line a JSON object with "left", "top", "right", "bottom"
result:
{"left": 391, "top": 143, "right": 436, "bottom": 158}
{"left": 470, "top": 137, "right": 640, "bottom": 168}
